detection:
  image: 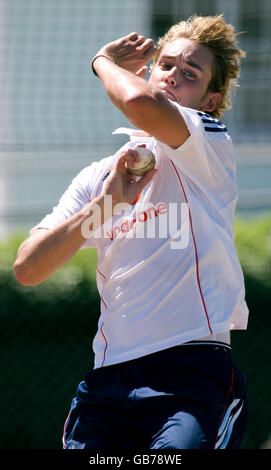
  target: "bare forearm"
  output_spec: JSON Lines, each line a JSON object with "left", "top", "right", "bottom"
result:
{"left": 93, "top": 56, "right": 155, "bottom": 117}
{"left": 13, "top": 195, "right": 106, "bottom": 286}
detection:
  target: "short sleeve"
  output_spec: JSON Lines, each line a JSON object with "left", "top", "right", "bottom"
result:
{"left": 157, "top": 104, "right": 238, "bottom": 237}
{"left": 159, "top": 105, "right": 236, "bottom": 199}
{"left": 30, "top": 164, "right": 97, "bottom": 234}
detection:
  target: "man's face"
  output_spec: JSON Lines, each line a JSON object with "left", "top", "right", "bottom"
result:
{"left": 149, "top": 37, "right": 220, "bottom": 113}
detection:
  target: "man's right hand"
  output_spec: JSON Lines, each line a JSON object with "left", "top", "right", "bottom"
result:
{"left": 94, "top": 32, "right": 157, "bottom": 76}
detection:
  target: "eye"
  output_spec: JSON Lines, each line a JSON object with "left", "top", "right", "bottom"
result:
{"left": 183, "top": 70, "right": 196, "bottom": 80}
{"left": 160, "top": 62, "right": 172, "bottom": 70}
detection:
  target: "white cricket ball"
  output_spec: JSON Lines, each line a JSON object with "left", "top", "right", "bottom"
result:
{"left": 127, "top": 148, "right": 156, "bottom": 176}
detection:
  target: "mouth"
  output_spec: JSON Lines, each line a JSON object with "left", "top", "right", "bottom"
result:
{"left": 162, "top": 89, "right": 176, "bottom": 101}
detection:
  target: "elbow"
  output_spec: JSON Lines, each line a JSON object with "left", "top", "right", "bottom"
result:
{"left": 13, "top": 260, "right": 30, "bottom": 286}
{"left": 13, "top": 260, "right": 40, "bottom": 287}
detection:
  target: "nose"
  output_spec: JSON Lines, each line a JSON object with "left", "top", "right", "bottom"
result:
{"left": 164, "top": 68, "right": 177, "bottom": 87}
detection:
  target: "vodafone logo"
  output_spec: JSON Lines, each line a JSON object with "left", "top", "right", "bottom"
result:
{"left": 81, "top": 196, "right": 190, "bottom": 249}
{"left": 106, "top": 203, "right": 167, "bottom": 241}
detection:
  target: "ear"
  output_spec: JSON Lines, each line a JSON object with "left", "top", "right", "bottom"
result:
{"left": 201, "top": 92, "right": 222, "bottom": 113}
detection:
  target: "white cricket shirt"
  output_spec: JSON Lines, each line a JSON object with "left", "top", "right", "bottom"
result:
{"left": 31, "top": 104, "right": 249, "bottom": 369}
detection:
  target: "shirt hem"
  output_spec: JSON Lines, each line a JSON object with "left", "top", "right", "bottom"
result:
{"left": 93, "top": 322, "right": 234, "bottom": 369}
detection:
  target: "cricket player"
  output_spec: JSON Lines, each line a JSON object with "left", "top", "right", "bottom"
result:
{"left": 14, "top": 15, "right": 249, "bottom": 449}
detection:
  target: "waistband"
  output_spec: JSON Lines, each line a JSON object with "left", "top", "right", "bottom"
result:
{"left": 182, "top": 341, "right": 231, "bottom": 352}
{"left": 184, "top": 331, "right": 231, "bottom": 351}
{"left": 192, "top": 331, "right": 230, "bottom": 344}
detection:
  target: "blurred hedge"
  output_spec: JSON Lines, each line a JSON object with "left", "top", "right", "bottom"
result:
{"left": 0, "top": 236, "right": 100, "bottom": 449}
{"left": 0, "top": 215, "right": 271, "bottom": 449}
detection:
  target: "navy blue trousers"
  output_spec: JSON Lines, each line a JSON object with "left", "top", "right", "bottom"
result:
{"left": 63, "top": 343, "right": 248, "bottom": 449}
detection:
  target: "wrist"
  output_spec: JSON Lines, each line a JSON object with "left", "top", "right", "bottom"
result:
{"left": 98, "top": 192, "right": 129, "bottom": 215}
{"left": 91, "top": 54, "right": 116, "bottom": 76}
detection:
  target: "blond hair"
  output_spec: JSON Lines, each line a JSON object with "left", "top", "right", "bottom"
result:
{"left": 151, "top": 15, "right": 246, "bottom": 119}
